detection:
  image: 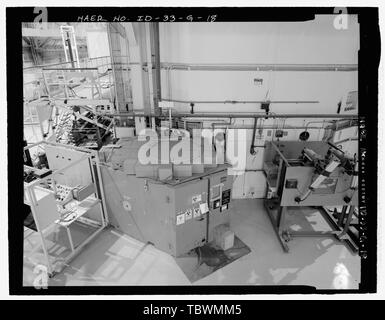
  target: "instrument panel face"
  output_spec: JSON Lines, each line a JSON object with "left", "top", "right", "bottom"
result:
{"left": 174, "top": 179, "right": 209, "bottom": 256}
{"left": 207, "top": 172, "right": 233, "bottom": 242}
{"left": 280, "top": 166, "right": 358, "bottom": 207}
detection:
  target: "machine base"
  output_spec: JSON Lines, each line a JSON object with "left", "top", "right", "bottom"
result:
{"left": 264, "top": 199, "right": 359, "bottom": 253}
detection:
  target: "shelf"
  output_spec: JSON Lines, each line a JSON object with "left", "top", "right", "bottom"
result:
{"left": 55, "top": 196, "right": 101, "bottom": 228}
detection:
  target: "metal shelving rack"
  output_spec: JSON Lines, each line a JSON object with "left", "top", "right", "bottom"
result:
{"left": 23, "top": 141, "right": 109, "bottom": 277}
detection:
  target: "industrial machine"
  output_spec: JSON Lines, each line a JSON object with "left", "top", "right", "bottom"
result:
{"left": 263, "top": 140, "right": 358, "bottom": 253}
{"left": 98, "top": 136, "right": 234, "bottom": 257}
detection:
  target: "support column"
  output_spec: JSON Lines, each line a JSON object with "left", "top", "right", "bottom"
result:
{"left": 107, "top": 23, "right": 133, "bottom": 113}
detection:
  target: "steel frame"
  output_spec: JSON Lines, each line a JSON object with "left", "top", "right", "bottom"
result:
{"left": 23, "top": 141, "right": 108, "bottom": 277}
{"left": 264, "top": 199, "right": 358, "bottom": 253}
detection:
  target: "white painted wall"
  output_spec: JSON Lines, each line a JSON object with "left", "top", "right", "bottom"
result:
{"left": 159, "top": 16, "right": 359, "bottom": 115}
{"left": 160, "top": 17, "right": 358, "bottom": 64}
{"left": 86, "top": 30, "right": 110, "bottom": 59}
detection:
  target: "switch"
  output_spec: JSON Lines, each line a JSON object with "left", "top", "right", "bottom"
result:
{"left": 285, "top": 179, "right": 298, "bottom": 189}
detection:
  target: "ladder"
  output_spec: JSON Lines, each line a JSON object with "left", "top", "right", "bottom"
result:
{"left": 55, "top": 110, "right": 74, "bottom": 144}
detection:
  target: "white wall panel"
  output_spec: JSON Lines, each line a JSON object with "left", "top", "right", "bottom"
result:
{"left": 86, "top": 30, "right": 110, "bottom": 58}
{"left": 159, "top": 16, "right": 359, "bottom": 115}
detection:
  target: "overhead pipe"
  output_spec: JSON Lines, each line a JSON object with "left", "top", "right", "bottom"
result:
{"left": 113, "top": 111, "right": 358, "bottom": 120}
{"left": 25, "top": 61, "right": 358, "bottom": 73}
{"left": 161, "top": 98, "right": 319, "bottom": 104}
{"left": 202, "top": 125, "right": 337, "bottom": 130}
{"left": 250, "top": 117, "right": 259, "bottom": 155}
{"left": 138, "top": 62, "right": 357, "bottom": 72}
{"left": 211, "top": 119, "right": 235, "bottom": 130}
{"left": 161, "top": 62, "right": 358, "bottom": 72}
{"left": 169, "top": 113, "right": 358, "bottom": 119}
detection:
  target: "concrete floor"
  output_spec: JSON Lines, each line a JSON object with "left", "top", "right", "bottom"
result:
{"left": 23, "top": 199, "right": 360, "bottom": 289}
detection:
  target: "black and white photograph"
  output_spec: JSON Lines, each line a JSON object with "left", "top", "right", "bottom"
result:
{"left": 1, "top": 2, "right": 383, "bottom": 304}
